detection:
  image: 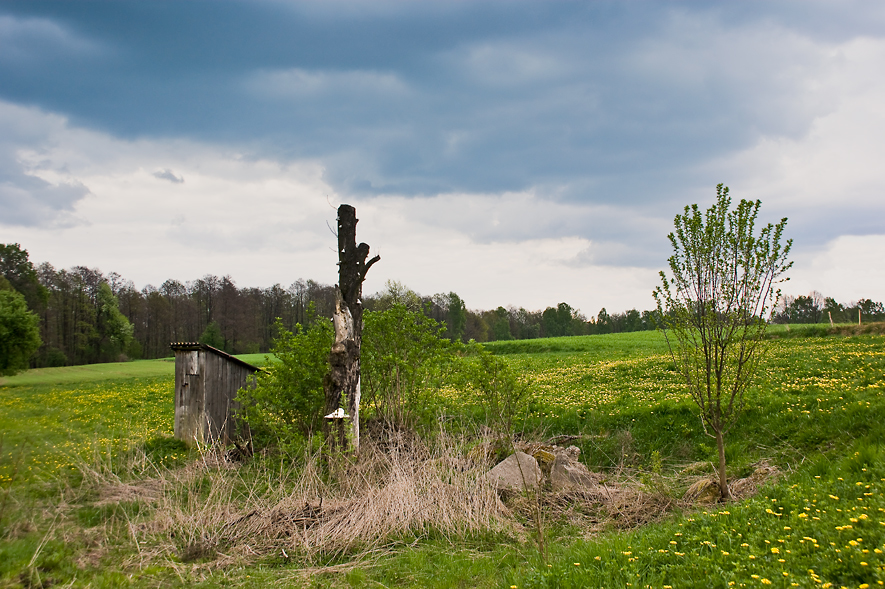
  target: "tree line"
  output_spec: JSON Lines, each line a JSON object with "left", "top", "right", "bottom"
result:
{"left": 772, "top": 291, "right": 885, "bottom": 324}
{"left": 2, "top": 242, "right": 883, "bottom": 368}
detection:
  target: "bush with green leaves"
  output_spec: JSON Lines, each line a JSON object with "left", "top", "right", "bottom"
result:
{"left": 236, "top": 317, "right": 333, "bottom": 449}
{"left": 238, "top": 303, "right": 529, "bottom": 449}
{"left": 198, "top": 320, "right": 226, "bottom": 351}
{"left": 362, "top": 303, "right": 455, "bottom": 429}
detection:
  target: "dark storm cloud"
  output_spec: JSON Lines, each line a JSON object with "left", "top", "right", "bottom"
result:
{"left": 1, "top": 0, "right": 884, "bottom": 259}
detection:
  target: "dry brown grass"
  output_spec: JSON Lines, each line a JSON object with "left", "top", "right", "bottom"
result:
{"left": 71, "top": 431, "right": 516, "bottom": 571}
{"left": 63, "top": 432, "right": 779, "bottom": 575}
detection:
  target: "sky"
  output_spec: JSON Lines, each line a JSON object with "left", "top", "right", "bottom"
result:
{"left": 1, "top": 0, "right": 884, "bottom": 316}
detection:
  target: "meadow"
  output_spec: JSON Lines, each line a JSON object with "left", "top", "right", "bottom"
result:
{"left": 0, "top": 329, "right": 884, "bottom": 588}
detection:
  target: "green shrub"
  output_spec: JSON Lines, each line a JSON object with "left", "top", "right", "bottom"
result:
{"left": 236, "top": 316, "right": 333, "bottom": 451}
{"left": 362, "top": 304, "right": 454, "bottom": 429}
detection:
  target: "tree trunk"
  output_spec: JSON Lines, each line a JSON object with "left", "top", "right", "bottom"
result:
{"left": 715, "top": 430, "right": 730, "bottom": 501}
{"left": 324, "top": 204, "right": 379, "bottom": 454}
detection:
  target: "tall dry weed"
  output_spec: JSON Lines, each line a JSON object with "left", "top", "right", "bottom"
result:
{"left": 75, "top": 430, "right": 516, "bottom": 568}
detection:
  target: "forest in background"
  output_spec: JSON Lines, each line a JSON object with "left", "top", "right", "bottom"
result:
{"left": 2, "top": 242, "right": 884, "bottom": 367}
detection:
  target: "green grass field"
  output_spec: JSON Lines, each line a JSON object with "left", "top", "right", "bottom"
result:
{"left": 1, "top": 330, "right": 884, "bottom": 588}
{"left": 0, "top": 353, "right": 270, "bottom": 485}
{"left": 0, "top": 353, "right": 270, "bottom": 387}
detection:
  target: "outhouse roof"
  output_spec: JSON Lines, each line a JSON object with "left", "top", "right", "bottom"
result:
{"left": 169, "top": 342, "right": 262, "bottom": 372}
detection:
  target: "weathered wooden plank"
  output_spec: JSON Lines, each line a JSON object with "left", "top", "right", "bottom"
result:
{"left": 172, "top": 343, "right": 259, "bottom": 445}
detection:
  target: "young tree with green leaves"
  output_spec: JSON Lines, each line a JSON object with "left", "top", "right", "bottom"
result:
{"left": 653, "top": 184, "right": 792, "bottom": 501}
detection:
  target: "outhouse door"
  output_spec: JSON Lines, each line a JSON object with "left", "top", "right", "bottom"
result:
{"left": 174, "top": 350, "right": 204, "bottom": 441}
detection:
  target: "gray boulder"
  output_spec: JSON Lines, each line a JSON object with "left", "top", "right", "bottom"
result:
{"left": 487, "top": 452, "right": 542, "bottom": 492}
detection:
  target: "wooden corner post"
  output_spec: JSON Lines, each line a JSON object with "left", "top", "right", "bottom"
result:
{"left": 324, "top": 204, "right": 379, "bottom": 454}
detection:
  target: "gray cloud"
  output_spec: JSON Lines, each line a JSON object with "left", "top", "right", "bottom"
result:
{"left": 0, "top": 14, "right": 103, "bottom": 67}
{"left": 0, "top": 100, "right": 92, "bottom": 227}
{"left": 0, "top": 171, "right": 89, "bottom": 227}
{"left": 152, "top": 168, "right": 184, "bottom": 183}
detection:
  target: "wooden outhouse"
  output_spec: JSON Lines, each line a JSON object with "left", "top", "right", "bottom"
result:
{"left": 170, "top": 342, "right": 260, "bottom": 444}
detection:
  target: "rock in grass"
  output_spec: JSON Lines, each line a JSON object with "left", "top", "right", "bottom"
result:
{"left": 487, "top": 452, "right": 542, "bottom": 492}
{"left": 550, "top": 451, "right": 598, "bottom": 491}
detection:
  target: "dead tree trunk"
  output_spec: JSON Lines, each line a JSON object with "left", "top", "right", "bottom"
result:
{"left": 324, "top": 204, "right": 379, "bottom": 454}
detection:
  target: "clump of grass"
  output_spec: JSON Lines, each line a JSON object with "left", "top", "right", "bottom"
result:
{"left": 766, "top": 321, "right": 885, "bottom": 339}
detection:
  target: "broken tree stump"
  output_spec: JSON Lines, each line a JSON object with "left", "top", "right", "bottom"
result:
{"left": 323, "top": 204, "right": 379, "bottom": 454}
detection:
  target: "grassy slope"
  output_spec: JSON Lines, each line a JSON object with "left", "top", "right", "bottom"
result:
{"left": 0, "top": 357, "right": 176, "bottom": 387}
{"left": 483, "top": 330, "right": 671, "bottom": 360}
{"left": 500, "top": 332, "right": 885, "bottom": 589}
{"left": 1, "top": 331, "right": 884, "bottom": 588}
